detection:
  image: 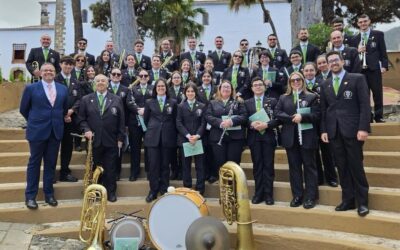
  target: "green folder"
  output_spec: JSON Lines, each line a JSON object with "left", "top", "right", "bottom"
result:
{"left": 266, "top": 71, "right": 276, "bottom": 82}
{"left": 249, "top": 108, "right": 270, "bottom": 123}
{"left": 222, "top": 115, "right": 241, "bottom": 130}
{"left": 137, "top": 115, "right": 147, "bottom": 132}
{"left": 297, "top": 107, "right": 313, "bottom": 130}
{"left": 183, "top": 140, "right": 204, "bottom": 157}
{"left": 114, "top": 237, "right": 139, "bottom": 250}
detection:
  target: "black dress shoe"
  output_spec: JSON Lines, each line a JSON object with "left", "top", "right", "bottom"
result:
{"left": 59, "top": 174, "right": 78, "bottom": 182}
{"left": 303, "top": 199, "right": 316, "bottom": 209}
{"left": 146, "top": 192, "right": 157, "bottom": 203}
{"left": 357, "top": 205, "right": 369, "bottom": 217}
{"left": 208, "top": 176, "right": 218, "bottom": 184}
{"left": 374, "top": 118, "right": 386, "bottom": 123}
{"left": 107, "top": 193, "right": 117, "bottom": 202}
{"left": 335, "top": 202, "right": 356, "bottom": 211}
{"left": 265, "top": 197, "right": 274, "bottom": 205}
{"left": 290, "top": 197, "right": 302, "bottom": 207}
{"left": 129, "top": 176, "right": 137, "bottom": 182}
{"left": 327, "top": 180, "right": 338, "bottom": 187}
{"left": 251, "top": 196, "right": 264, "bottom": 204}
{"left": 25, "top": 199, "right": 38, "bottom": 210}
{"left": 45, "top": 196, "right": 58, "bottom": 207}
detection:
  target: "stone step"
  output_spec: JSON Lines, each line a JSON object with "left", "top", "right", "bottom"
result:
{"left": 1, "top": 198, "right": 400, "bottom": 241}
{"left": 2, "top": 135, "right": 399, "bottom": 153}
{"left": 0, "top": 128, "right": 25, "bottom": 140}
{"left": 0, "top": 180, "right": 399, "bottom": 213}
{"left": 1, "top": 163, "right": 400, "bottom": 189}
{"left": 35, "top": 221, "right": 399, "bottom": 250}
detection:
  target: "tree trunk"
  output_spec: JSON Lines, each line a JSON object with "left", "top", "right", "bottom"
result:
{"left": 322, "top": 0, "right": 335, "bottom": 24}
{"left": 71, "top": 0, "right": 83, "bottom": 53}
{"left": 258, "top": 0, "right": 281, "bottom": 49}
{"left": 290, "top": 0, "right": 322, "bottom": 47}
{"left": 110, "top": 0, "right": 139, "bottom": 55}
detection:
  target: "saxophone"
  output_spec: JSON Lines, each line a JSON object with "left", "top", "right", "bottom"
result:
{"left": 79, "top": 184, "right": 107, "bottom": 250}
{"left": 219, "top": 161, "right": 256, "bottom": 250}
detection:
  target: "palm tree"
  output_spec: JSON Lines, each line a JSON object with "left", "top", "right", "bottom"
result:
{"left": 229, "top": 0, "right": 281, "bottom": 48}
{"left": 71, "top": 0, "right": 83, "bottom": 52}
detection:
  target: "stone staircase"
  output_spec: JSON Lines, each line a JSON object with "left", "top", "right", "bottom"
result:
{"left": 0, "top": 123, "right": 399, "bottom": 249}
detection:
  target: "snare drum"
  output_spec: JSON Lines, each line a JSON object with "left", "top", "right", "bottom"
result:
{"left": 148, "top": 188, "right": 209, "bottom": 250}
{"left": 109, "top": 217, "right": 146, "bottom": 248}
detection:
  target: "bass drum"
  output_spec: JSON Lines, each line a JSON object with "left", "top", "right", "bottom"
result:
{"left": 109, "top": 217, "right": 146, "bottom": 248}
{"left": 148, "top": 188, "right": 209, "bottom": 250}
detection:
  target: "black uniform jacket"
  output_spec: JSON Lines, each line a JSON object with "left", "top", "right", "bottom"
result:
{"left": 143, "top": 97, "right": 177, "bottom": 148}
{"left": 222, "top": 66, "right": 251, "bottom": 98}
{"left": 54, "top": 73, "right": 81, "bottom": 112}
{"left": 208, "top": 50, "right": 232, "bottom": 72}
{"left": 26, "top": 47, "right": 61, "bottom": 74}
{"left": 176, "top": 100, "right": 206, "bottom": 146}
{"left": 126, "top": 84, "right": 153, "bottom": 127}
{"left": 79, "top": 92, "right": 125, "bottom": 148}
{"left": 275, "top": 91, "right": 320, "bottom": 149}
{"left": 320, "top": 72, "right": 371, "bottom": 139}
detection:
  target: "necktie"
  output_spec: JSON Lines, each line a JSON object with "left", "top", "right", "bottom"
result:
{"left": 293, "top": 93, "right": 298, "bottom": 104}
{"left": 256, "top": 97, "right": 261, "bottom": 111}
{"left": 242, "top": 54, "right": 248, "bottom": 67}
{"left": 189, "top": 102, "right": 193, "bottom": 111}
{"left": 307, "top": 81, "right": 313, "bottom": 90}
{"left": 158, "top": 98, "right": 164, "bottom": 111}
{"left": 98, "top": 94, "right": 105, "bottom": 115}
{"left": 154, "top": 71, "right": 159, "bottom": 80}
{"left": 333, "top": 76, "right": 340, "bottom": 95}
{"left": 191, "top": 52, "right": 196, "bottom": 62}
{"left": 65, "top": 77, "right": 70, "bottom": 86}
{"left": 217, "top": 50, "right": 221, "bottom": 60}
{"left": 183, "top": 74, "right": 188, "bottom": 83}
{"left": 47, "top": 84, "right": 55, "bottom": 107}
{"left": 90, "top": 80, "right": 96, "bottom": 92}
{"left": 137, "top": 54, "right": 142, "bottom": 63}
{"left": 262, "top": 69, "right": 267, "bottom": 81}
{"left": 363, "top": 32, "right": 368, "bottom": 44}
{"left": 232, "top": 67, "right": 238, "bottom": 89}
{"left": 112, "top": 85, "right": 118, "bottom": 94}
{"left": 270, "top": 48, "right": 275, "bottom": 59}
{"left": 294, "top": 66, "right": 299, "bottom": 72}
{"left": 301, "top": 45, "right": 307, "bottom": 64}
{"left": 141, "top": 87, "right": 146, "bottom": 95}
{"left": 205, "top": 87, "right": 210, "bottom": 100}
{"left": 129, "top": 70, "right": 133, "bottom": 77}
{"left": 76, "top": 71, "right": 80, "bottom": 79}
{"left": 43, "top": 48, "right": 49, "bottom": 62}
{"left": 323, "top": 73, "right": 327, "bottom": 80}
{"left": 175, "top": 87, "right": 180, "bottom": 96}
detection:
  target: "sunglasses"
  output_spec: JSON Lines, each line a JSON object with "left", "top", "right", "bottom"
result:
{"left": 233, "top": 54, "right": 243, "bottom": 58}
{"left": 139, "top": 74, "right": 149, "bottom": 78}
{"left": 111, "top": 73, "right": 122, "bottom": 77}
{"left": 76, "top": 59, "right": 85, "bottom": 63}
{"left": 290, "top": 78, "right": 302, "bottom": 83}
{"left": 78, "top": 42, "right": 87, "bottom": 45}
{"left": 240, "top": 43, "right": 248, "bottom": 46}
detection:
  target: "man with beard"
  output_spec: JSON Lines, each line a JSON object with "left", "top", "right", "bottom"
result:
{"left": 292, "top": 28, "right": 321, "bottom": 64}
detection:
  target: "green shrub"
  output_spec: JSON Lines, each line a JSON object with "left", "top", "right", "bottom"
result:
{"left": 308, "top": 23, "right": 333, "bottom": 51}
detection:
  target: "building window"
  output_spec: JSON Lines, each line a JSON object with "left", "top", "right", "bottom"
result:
{"left": 202, "top": 13, "right": 209, "bottom": 26}
{"left": 82, "top": 9, "right": 88, "bottom": 23}
{"left": 12, "top": 43, "right": 26, "bottom": 64}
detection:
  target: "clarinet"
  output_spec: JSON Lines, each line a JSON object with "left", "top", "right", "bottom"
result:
{"left": 296, "top": 90, "right": 303, "bottom": 146}
{"left": 265, "top": 99, "right": 279, "bottom": 146}
{"left": 128, "top": 86, "right": 142, "bottom": 129}
{"left": 217, "top": 97, "right": 239, "bottom": 146}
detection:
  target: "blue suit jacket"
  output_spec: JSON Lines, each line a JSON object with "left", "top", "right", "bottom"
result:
{"left": 20, "top": 81, "right": 68, "bottom": 142}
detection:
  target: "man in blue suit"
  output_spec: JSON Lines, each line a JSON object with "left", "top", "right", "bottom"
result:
{"left": 20, "top": 63, "right": 68, "bottom": 209}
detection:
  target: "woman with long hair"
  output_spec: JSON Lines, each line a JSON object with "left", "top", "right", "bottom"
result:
{"left": 179, "top": 59, "right": 196, "bottom": 86}
{"left": 95, "top": 50, "right": 113, "bottom": 76}
{"left": 222, "top": 50, "right": 251, "bottom": 99}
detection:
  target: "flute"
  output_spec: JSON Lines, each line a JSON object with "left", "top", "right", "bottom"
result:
{"left": 296, "top": 90, "right": 303, "bottom": 146}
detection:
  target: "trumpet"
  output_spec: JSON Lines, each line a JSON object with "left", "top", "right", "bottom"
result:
{"left": 31, "top": 61, "right": 40, "bottom": 82}
{"left": 326, "top": 41, "right": 333, "bottom": 53}
{"left": 360, "top": 39, "right": 368, "bottom": 69}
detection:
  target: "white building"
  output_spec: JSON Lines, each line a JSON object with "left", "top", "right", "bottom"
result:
{"left": 0, "top": 0, "right": 290, "bottom": 81}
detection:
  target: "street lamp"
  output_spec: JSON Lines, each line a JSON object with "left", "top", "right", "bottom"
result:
{"left": 256, "top": 40, "right": 262, "bottom": 47}
{"left": 199, "top": 42, "right": 204, "bottom": 52}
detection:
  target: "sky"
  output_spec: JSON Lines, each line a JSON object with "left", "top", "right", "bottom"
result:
{"left": 0, "top": 0, "right": 399, "bottom": 31}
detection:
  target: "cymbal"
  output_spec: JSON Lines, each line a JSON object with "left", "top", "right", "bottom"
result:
{"left": 185, "top": 216, "right": 230, "bottom": 250}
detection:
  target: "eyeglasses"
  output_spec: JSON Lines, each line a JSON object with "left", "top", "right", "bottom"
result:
{"left": 139, "top": 74, "right": 149, "bottom": 78}
{"left": 76, "top": 59, "right": 85, "bottom": 62}
{"left": 290, "top": 78, "right": 302, "bottom": 83}
{"left": 172, "top": 76, "right": 181, "bottom": 79}
{"left": 252, "top": 83, "right": 264, "bottom": 87}
{"left": 111, "top": 73, "right": 122, "bottom": 77}
{"left": 240, "top": 43, "right": 248, "bottom": 46}
{"left": 328, "top": 58, "right": 340, "bottom": 64}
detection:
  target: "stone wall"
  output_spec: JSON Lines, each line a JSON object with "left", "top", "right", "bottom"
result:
{"left": 0, "top": 82, "right": 26, "bottom": 113}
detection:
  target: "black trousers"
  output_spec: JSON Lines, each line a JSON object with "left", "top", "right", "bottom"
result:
{"left": 211, "top": 138, "right": 244, "bottom": 178}
{"left": 331, "top": 130, "right": 369, "bottom": 206}
{"left": 147, "top": 143, "right": 174, "bottom": 195}
{"left": 170, "top": 147, "right": 182, "bottom": 176}
{"left": 60, "top": 122, "right": 74, "bottom": 177}
{"left": 93, "top": 145, "right": 117, "bottom": 195}
{"left": 315, "top": 140, "right": 337, "bottom": 184}
{"left": 180, "top": 147, "right": 205, "bottom": 191}
{"left": 362, "top": 69, "right": 383, "bottom": 120}
{"left": 249, "top": 141, "right": 275, "bottom": 198}
{"left": 203, "top": 131, "right": 215, "bottom": 180}
{"left": 285, "top": 139, "right": 318, "bottom": 200}
{"left": 128, "top": 125, "right": 146, "bottom": 178}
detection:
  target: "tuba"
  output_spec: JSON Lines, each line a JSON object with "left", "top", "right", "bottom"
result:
{"left": 79, "top": 184, "right": 108, "bottom": 250}
{"left": 219, "top": 161, "right": 255, "bottom": 250}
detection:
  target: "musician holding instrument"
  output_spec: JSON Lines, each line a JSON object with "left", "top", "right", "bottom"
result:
{"left": 26, "top": 34, "right": 61, "bottom": 82}
{"left": 143, "top": 78, "right": 178, "bottom": 202}
{"left": 126, "top": 69, "right": 153, "bottom": 181}
{"left": 148, "top": 55, "right": 169, "bottom": 85}
{"left": 222, "top": 50, "right": 251, "bottom": 99}
{"left": 176, "top": 83, "right": 207, "bottom": 195}
{"left": 349, "top": 14, "right": 389, "bottom": 123}
{"left": 275, "top": 72, "right": 320, "bottom": 209}
{"left": 251, "top": 50, "right": 281, "bottom": 98}
{"left": 205, "top": 80, "right": 247, "bottom": 182}
{"left": 79, "top": 74, "right": 125, "bottom": 202}
{"left": 330, "top": 30, "right": 361, "bottom": 73}
{"left": 320, "top": 51, "right": 371, "bottom": 217}
{"left": 160, "top": 39, "right": 179, "bottom": 72}
{"left": 245, "top": 77, "right": 280, "bottom": 205}
{"left": 121, "top": 54, "right": 137, "bottom": 87}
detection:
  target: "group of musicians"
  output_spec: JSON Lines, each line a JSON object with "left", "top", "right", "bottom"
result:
{"left": 21, "top": 14, "right": 387, "bottom": 217}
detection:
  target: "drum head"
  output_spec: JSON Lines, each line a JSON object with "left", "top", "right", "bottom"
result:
{"left": 110, "top": 217, "right": 145, "bottom": 247}
{"left": 148, "top": 194, "right": 203, "bottom": 249}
